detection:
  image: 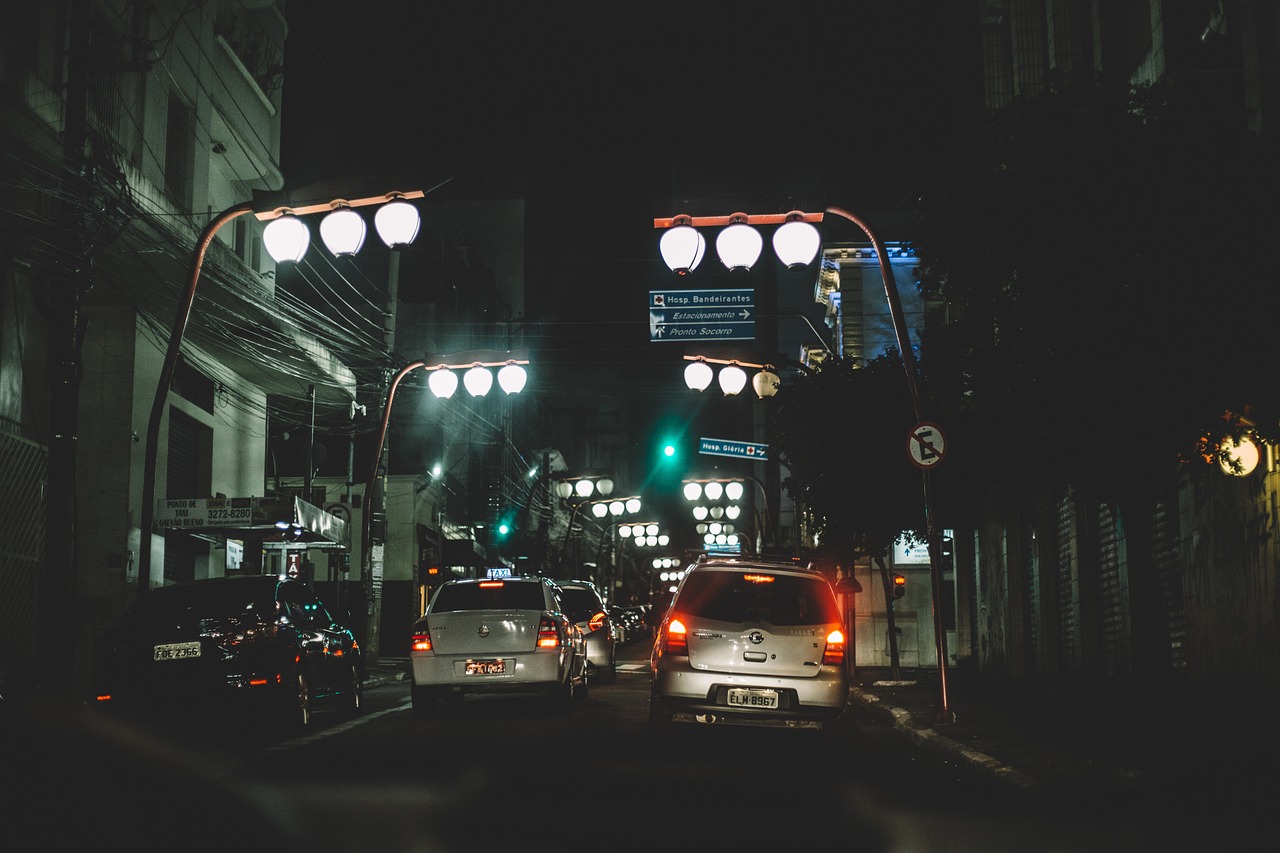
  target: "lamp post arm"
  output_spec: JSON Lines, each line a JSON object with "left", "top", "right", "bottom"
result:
{"left": 824, "top": 206, "right": 923, "bottom": 423}
{"left": 138, "top": 201, "right": 255, "bottom": 595}
{"left": 362, "top": 359, "right": 426, "bottom": 557}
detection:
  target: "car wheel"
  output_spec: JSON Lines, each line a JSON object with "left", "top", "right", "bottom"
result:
{"left": 341, "top": 664, "right": 363, "bottom": 716}
{"left": 411, "top": 684, "right": 436, "bottom": 715}
{"left": 287, "top": 670, "right": 312, "bottom": 729}
{"left": 647, "top": 694, "right": 673, "bottom": 736}
{"left": 547, "top": 678, "right": 574, "bottom": 716}
{"left": 594, "top": 660, "right": 617, "bottom": 685}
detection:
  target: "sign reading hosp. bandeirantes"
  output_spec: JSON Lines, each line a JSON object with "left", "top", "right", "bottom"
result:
{"left": 699, "top": 437, "right": 769, "bottom": 461}
{"left": 648, "top": 288, "right": 755, "bottom": 342}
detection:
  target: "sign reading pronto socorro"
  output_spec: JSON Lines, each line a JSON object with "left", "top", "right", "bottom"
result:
{"left": 649, "top": 288, "right": 755, "bottom": 342}
{"left": 699, "top": 436, "right": 769, "bottom": 461}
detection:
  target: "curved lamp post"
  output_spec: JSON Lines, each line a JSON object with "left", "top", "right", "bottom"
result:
{"left": 362, "top": 349, "right": 530, "bottom": 582}
{"left": 655, "top": 206, "right": 955, "bottom": 724}
{"left": 138, "top": 180, "right": 427, "bottom": 595}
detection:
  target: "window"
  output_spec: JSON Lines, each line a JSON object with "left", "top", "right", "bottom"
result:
{"left": 164, "top": 91, "right": 194, "bottom": 209}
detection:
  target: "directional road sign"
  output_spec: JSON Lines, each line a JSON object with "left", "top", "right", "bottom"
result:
{"left": 649, "top": 288, "right": 755, "bottom": 342}
{"left": 699, "top": 436, "right": 769, "bottom": 461}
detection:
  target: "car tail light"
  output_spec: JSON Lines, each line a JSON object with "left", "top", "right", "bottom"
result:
{"left": 664, "top": 616, "right": 688, "bottom": 655}
{"left": 822, "top": 628, "right": 846, "bottom": 667}
{"left": 587, "top": 610, "right": 608, "bottom": 633}
{"left": 537, "top": 616, "right": 561, "bottom": 649}
{"left": 411, "top": 629, "right": 433, "bottom": 653}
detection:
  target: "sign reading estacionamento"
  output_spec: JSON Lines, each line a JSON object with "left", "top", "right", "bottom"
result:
{"left": 648, "top": 288, "right": 755, "bottom": 342}
{"left": 699, "top": 436, "right": 769, "bottom": 461}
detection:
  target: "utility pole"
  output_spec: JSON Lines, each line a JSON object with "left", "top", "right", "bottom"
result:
{"left": 38, "top": 0, "right": 90, "bottom": 686}
{"left": 364, "top": 249, "right": 402, "bottom": 663}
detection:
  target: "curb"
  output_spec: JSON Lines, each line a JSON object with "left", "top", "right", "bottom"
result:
{"left": 849, "top": 687, "right": 1037, "bottom": 790}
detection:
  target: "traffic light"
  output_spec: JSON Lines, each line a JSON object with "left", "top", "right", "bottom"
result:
{"left": 892, "top": 573, "right": 906, "bottom": 599}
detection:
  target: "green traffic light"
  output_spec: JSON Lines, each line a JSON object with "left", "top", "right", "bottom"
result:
{"left": 663, "top": 444, "right": 676, "bottom": 458}
{"left": 498, "top": 522, "right": 511, "bottom": 536}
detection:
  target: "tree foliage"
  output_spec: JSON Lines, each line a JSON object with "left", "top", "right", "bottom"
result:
{"left": 769, "top": 354, "right": 923, "bottom": 562}
{"left": 912, "top": 77, "right": 1280, "bottom": 515}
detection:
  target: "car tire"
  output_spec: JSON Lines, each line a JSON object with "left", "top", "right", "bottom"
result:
{"left": 547, "top": 678, "right": 574, "bottom": 716}
{"left": 594, "top": 660, "right": 617, "bottom": 685}
{"left": 287, "top": 670, "right": 312, "bottom": 729}
{"left": 647, "top": 694, "right": 673, "bottom": 736}
{"left": 411, "top": 684, "right": 437, "bottom": 715}
{"left": 341, "top": 664, "right": 363, "bottom": 717}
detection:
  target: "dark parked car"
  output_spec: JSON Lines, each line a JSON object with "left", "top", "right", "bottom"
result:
{"left": 94, "top": 575, "right": 365, "bottom": 729}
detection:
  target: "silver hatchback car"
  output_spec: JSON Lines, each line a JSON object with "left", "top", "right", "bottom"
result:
{"left": 648, "top": 556, "right": 849, "bottom": 734}
{"left": 410, "top": 577, "right": 587, "bottom": 714}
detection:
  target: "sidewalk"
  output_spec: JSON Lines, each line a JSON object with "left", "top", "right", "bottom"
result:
{"left": 845, "top": 664, "right": 1276, "bottom": 808}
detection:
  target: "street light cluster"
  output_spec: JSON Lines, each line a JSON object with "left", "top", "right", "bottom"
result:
{"left": 657, "top": 211, "right": 823, "bottom": 275}
{"left": 421, "top": 358, "right": 528, "bottom": 399}
{"left": 260, "top": 193, "right": 423, "bottom": 262}
{"left": 618, "top": 522, "right": 669, "bottom": 548}
{"left": 683, "top": 478, "right": 751, "bottom": 549}
{"left": 683, "top": 355, "right": 780, "bottom": 399}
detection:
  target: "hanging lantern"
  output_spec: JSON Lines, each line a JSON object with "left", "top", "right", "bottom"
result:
{"left": 659, "top": 219, "right": 706, "bottom": 275}
{"left": 718, "top": 364, "right": 747, "bottom": 395}
{"left": 262, "top": 214, "right": 310, "bottom": 263}
{"left": 772, "top": 216, "right": 821, "bottom": 269}
{"left": 715, "top": 216, "right": 762, "bottom": 270}
{"left": 318, "top": 206, "right": 366, "bottom": 256}
{"left": 374, "top": 199, "right": 421, "bottom": 248}
{"left": 426, "top": 367, "right": 458, "bottom": 399}
{"left": 497, "top": 362, "right": 527, "bottom": 394}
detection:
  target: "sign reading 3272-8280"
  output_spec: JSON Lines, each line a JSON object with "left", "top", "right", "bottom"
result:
{"left": 649, "top": 288, "right": 755, "bottom": 342}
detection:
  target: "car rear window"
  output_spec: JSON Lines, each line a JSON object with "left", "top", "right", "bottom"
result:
{"left": 675, "top": 570, "right": 840, "bottom": 626}
{"left": 432, "top": 581, "right": 547, "bottom": 612}
{"left": 557, "top": 586, "right": 603, "bottom": 615}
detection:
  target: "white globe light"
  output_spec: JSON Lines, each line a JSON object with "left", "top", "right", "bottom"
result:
{"left": 625, "top": 498, "right": 641, "bottom": 514}
{"left": 659, "top": 224, "right": 705, "bottom": 275}
{"left": 609, "top": 500, "right": 624, "bottom": 516}
{"left": 262, "top": 214, "right": 310, "bottom": 263}
{"left": 427, "top": 367, "right": 458, "bottom": 398}
{"left": 715, "top": 222, "right": 762, "bottom": 270}
{"left": 709, "top": 506, "right": 724, "bottom": 519}
{"left": 752, "top": 369, "right": 780, "bottom": 398}
{"left": 725, "top": 481, "right": 744, "bottom": 501}
{"left": 575, "top": 479, "right": 594, "bottom": 498}
{"left": 704, "top": 482, "right": 724, "bottom": 501}
{"left": 592, "top": 502, "right": 608, "bottom": 518}
{"left": 497, "top": 362, "right": 527, "bottom": 394}
{"left": 703, "top": 533, "right": 715, "bottom": 545}
{"left": 319, "top": 207, "right": 366, "bottom": 256}
{"left": 374, "top": 199, "right": 421, "bottom": 247}
{"left": 772, "top": 218, "right": 821, "bottom": 268}
{"left": 692, "top": 505, "right": 708, "bottom": 520}
{"left": 683, "top": 482, "right": 703, "bottom": 501}
{"left": 619, "top": 525, "right": 632, "bottom": 538}
{"left": 726, "top": 505, "right": 741, "bottom": 520}
{"left": 463, "top": 365, "right": 493, "bottom": 397}
{"left": 595, "top": 478, "right": 614, "bottom": 496}
{"left": 645, "top": 535, "right": 657, "bottom": 546}
{"left": 1221, "top": 435, "right": 1260, "bottom": 476}
{"left": 709, "top": 522, "right": 722, "bottom": 535}
{"left": 646, "top": 524, "right": 658, "bottom": 536}
{"left": 658, "top": 534, "right": 669, "bottom": 546}
{"left": 684, "top": 359, "right": 714, "bottom": 392}
{"left": 718, "top": 364, "right": 747, "bottom": 396}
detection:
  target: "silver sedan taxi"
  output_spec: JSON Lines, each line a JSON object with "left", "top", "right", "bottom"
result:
{"left": 410, "top": 576, "right": 587, "bottom": 714}
{"left": 649, "top": 556, "right": 849, "bottom": 735}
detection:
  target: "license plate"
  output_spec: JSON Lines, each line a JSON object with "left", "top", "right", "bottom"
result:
{"left": 465, "top": 659, "right": 505, "bottom": 675}
{"left": 153, "top": 641, "right": 201, "bottom": 661}
{"left": 727, "top": 687, "right": 778, "bottom": 709}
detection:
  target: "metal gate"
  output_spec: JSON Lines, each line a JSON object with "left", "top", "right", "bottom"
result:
{"left": 0, "top": 427, "right": 45, "bottom": 680}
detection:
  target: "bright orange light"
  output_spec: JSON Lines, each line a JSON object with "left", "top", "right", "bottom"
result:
{"left": 666, "top": 617, "right": 688, "bottom": 654}
{"left": 588, "top": 611, "right": 607, "bottom": 632}
{"left": 411, "top": 633, "right": 433, "bottom": 652}
{"left": 742, "top": 574, "right": 776, "bottom": 584}
{"left": 823, "top": 628, "right": 846, "bottom": 666}
{"left": 479, "top": 581, "right": 504, "bottom": 588}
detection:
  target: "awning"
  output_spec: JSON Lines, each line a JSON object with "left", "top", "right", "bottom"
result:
{"left": 154, "top": 496, "right": 348, "bottom": 548}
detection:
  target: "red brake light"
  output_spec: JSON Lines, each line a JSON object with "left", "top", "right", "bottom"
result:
{"left": 665, "top": 616, "right": 688, "bottom": 655}
{"left": 411, "top": 630, "right": 433, "bottom": 653}
{"left": 822, "top": 628, "right": 845, "bottom": 666}
{"left": 537, "top": 615, "right": 560, "bottom": 648}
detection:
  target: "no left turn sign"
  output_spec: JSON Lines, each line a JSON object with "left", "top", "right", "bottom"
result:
{"left": 907, "top": 422, "right": 947, "bottom": 469}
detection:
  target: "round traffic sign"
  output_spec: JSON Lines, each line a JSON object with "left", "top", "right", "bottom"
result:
{"left": 907, "top": 422, "right": 947, "bottom": 469}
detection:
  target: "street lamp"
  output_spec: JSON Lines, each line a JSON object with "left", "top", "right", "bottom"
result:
{"left": 138, "top": 179, "right": 428, "bottom": 594}
{"left": 656, "top": 206, "right": 955, "bottom": 723}
{"left": 683, "top": 355, "right": 779, "bottom": 398}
